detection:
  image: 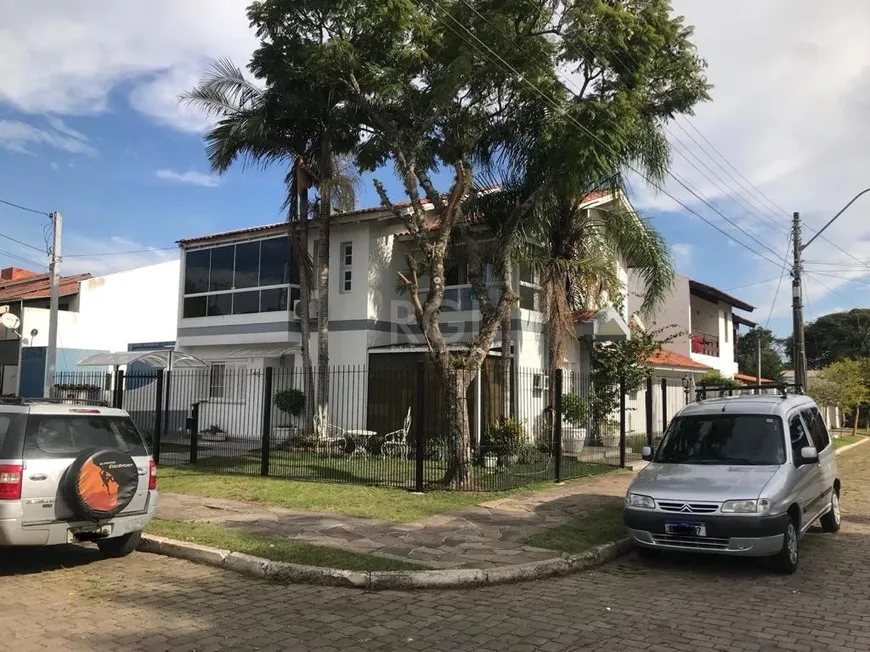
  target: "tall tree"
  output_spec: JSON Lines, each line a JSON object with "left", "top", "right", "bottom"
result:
{"left": 783, "top": 308, "right": 870, "bottom": 369}
{"left": 246, "top": 0, "right": 709, "bottom": 488}
{"left": 736, "top": 327, "right": 785, "bottom": 381}
{"left": 812, "top": 358, "right": 869, "bottom": 435}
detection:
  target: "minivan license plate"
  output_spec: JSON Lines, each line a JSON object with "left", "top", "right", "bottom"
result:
{"left": 665, "top": 521, "right": 706, "bottom": 537}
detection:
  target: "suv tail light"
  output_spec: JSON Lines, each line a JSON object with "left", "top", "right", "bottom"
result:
{"left": 148, "top": 460, "right": 157, "bottom": 491}
{"left": 0, "top": 464, "right": 23, "bottom": 500}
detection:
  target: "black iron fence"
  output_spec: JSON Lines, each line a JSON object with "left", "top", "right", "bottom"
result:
{"left": 53, "top": 365, "right": 693, "bottom": 491}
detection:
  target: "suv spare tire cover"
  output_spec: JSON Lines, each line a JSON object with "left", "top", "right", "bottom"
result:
{"left": 63, "top": 448, "right": 140, "bottom": 520}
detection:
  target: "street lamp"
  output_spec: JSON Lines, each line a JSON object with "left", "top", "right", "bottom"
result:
{"left": 792, "top": 188, "right": 870, "bottom": 392}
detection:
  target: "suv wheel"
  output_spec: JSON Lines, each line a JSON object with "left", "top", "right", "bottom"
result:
{"left": 97, "top": 531, "right": 142, "bottom": 558}
{"left": 772, "top": 518, "right": 799, "bottom": 574}
{"left": 820, "top": 488, "right": 841, "bottom": 533}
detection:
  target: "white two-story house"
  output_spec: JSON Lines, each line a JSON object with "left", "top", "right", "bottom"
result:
{"left": 173, "top": 188, "right": 634, "bottom": 442}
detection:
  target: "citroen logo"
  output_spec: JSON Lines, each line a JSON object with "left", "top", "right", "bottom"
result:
{"left": 679, "top": 504, "right": 693, "bottom": 512}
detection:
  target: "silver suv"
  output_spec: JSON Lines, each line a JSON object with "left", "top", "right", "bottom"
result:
{"left": 624, "top": 392, "right": 839, "bottom": 574}
{"left": 0, "top": 397, "right": 158, "bottom": 557}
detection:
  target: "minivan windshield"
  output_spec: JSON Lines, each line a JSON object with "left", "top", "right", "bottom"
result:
{"left": 655, "top": 414, "right": 785, "bottom": 465}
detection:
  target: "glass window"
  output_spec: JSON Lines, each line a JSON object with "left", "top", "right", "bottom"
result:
{"left": 654, "top": 414, "right": 786, "bottom": 465}
{"left": 232, "top": 290, "right": 260, "bottom": 315}
{"left": 183, "top": 296, "right": 207, "bottom": 319}
{"left": 261, "top": 287, "right": 288, "bottom": 313}
{"left": 519, "top": 284, "right": 540, "bottom": 311}
{"left": 184, "top": 249, "right": 210, "bottom": 294}
{"left": 803, "top": 408, "right": 830, "bottom": 451}
{"left": 209, "top": 245, "right": 235, "bottom": 292}
{"left": 340, "top": 242, "right": 352, "bottom": 293}
{"left": 289, "top": 286, "right": 301, "bottom": 310}
{"left": 445, "top": 259, "right": 467, "bottom": 286}
{"left": 789, "top": 414, "right": 811, "bottom": 465}
{"left": 234, "top": 241, "right": 260, "bottom": 289}
{"left": 209, "top": 363, "right": 226, "bottom": 399}
{"left": 207, "top": 293, "right": 232, "bottom": 317}
{"left": 260, "top": 237, "right": 290, "bottom": 286}
{"left": 23, "top": 416, "right": 148, "bottom": 459}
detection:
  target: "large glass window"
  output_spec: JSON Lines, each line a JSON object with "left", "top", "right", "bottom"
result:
{"left": 182, "top": 237, "right": 298, "bottom": 318}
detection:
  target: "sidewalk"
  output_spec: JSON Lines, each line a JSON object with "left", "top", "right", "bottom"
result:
{"left": 156, "top": 470, "right": 635, "bottom": 569}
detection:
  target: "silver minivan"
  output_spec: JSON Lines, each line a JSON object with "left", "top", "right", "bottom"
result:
{"left": 0, "top": 397, "right": 158, "bottom": 557}
{"left": 623, "top": 392, "right": 840, "bottom": 574}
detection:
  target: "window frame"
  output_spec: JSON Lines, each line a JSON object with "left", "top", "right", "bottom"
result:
{"left": 340, "top": 241, "right": 353, "bottom": 293}
{"left": 209, "top": 363, "right": 227, "bottom": 399}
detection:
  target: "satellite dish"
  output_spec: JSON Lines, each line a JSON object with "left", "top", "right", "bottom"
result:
{"left": 0, "top": 313, "right": 20, "bottom": 331}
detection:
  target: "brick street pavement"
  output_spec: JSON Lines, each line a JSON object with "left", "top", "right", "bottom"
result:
{"left": 4, "top": 440, "right": 870, "bottom": 652}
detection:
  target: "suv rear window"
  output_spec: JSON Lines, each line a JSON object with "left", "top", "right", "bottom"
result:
{"left": 655, "top": 414, "right": 786, "bottom": 465}
{"left": 23, "top": 415, "right": 149, "bottom": 459}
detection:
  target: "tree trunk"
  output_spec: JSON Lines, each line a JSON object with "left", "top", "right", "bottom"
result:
{"left": 853, "top": 404, "right": 860, "bottom": 436}
{"left": 442, "top": 366, "right": 475, "bottom": 490}
{"left": 297, "top": 167, "right": 316, "bottom": 434}
{"left": 316, "top": 135, "right": 333, "bottom": 430}
{"left": 501, "top": 314, "right": 513, "bottom": 420}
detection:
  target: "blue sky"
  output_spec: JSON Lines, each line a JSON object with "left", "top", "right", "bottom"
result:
{"left": 2, "top": 0, "right": 870, "bottom": 341}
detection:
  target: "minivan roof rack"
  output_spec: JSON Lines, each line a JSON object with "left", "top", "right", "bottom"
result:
{"left": 0, "top": 396, "right": 111, "bottom": 407}
{"left": 694, "top": 382, "right": 803, "bottom": 402}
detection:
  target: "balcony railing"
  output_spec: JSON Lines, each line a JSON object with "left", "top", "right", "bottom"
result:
{"left": 691, "top": 330, "right": 720, "bottom": 357}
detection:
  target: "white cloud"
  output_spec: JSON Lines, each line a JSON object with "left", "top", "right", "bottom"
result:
{"left": 0, "top": 0, "right": 257, "bottom": 131}
{"left": 61, "top": 234, "right": 177, "bottom": 276}
{"left": 0, "top": 119, "right": 95, "bottom": 155}
{"left": 155, "top": 168, "right": 220, "bottom": 188}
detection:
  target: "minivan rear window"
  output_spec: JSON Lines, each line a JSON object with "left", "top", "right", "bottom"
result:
{"left": 655, "top": 414, "right": 786, "bottom": 465}
{"left": 23, "top": 415, "right": 149, "bottom": 459}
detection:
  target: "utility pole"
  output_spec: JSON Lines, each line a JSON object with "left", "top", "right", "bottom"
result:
{"left": 43, "top": 211, "right": 62, "bottom": 398}
{"left": 791, "top": 212, "right": 807, "bottom": 393}
{"left": 756, "top": 330, "right": 762, "bottom": 383}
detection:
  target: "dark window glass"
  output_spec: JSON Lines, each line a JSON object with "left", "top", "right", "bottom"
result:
{"left": 803, "top": 408, "right": 830, "bottom": 451}
{"left": 445, "top": 259, "right": 467, "bottom": 286}
{"left": 289, "top": 286, "right": 301, "bottom": 309}
{"left": 261, "top": 287, "right": 288, "bottom": 313}
{"left": 184, "top": 249, "right": 210, "bottom": 294}
{"left": 232, "top": 290, "right": 260, "bottom": 315}
{"left": 260, "top": 238, "right": 291, "bottom": 286}
{"left": 343, "top": 270, "right": 352, "bottom": 292}
{"left": 234, "top": 241, "right": 260, "bottom": 289}
{"left": 24, "top": 416, "right": 148, "bottom": 459}
{"left": 0, "top": 413, "right": 25, "bottom": 459}
{"left": 183, "top": 296, "right": 207, "bottom": 319}
{"left": 655, "top": 414, "right": 786, "bottom": 465}
{"left": 207, "top": 293, "right": 232, "bottom": 317}
{"left": 209, "top": 245, "right": 235, "bottom": 292}
{"left": 519, "top": 284, "right": 539, "bottom": 311}
{"left": 789, "top": 414, "right": 811, "bottom": 465}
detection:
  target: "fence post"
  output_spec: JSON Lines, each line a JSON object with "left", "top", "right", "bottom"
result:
{"left": 645, "top": 375, "right": 654, "bottom": 447}
{"left": 554, "top": 369, "right": 563, "bottom": 483}
{"left": 189, "top": 402, "right": 199, "bottom": 466}
{"left": 112, "top": 369, "right": 125, "bottom": 409}
{"left": 153, "top": 372, "right": 164, "bottom": 465}
{"left": 619, "top": 376, "right": 627, "bottom": 468}
{"left": 163, "top": 369, "right": 172, "bottom": 440}
{"left": 660, "top": 377, "right": 668, "bottom": 435}
{"left": 261, "top": 366, "right": 273, "bottom": 477}
{"left": 414, "top": 361, "right": 425, "bottom": 493}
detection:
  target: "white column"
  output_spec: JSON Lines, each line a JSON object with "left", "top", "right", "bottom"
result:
{"left": 475, "top": 365, "right": 482, "bottom": 446}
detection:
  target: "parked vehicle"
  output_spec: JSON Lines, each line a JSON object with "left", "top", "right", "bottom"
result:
{"left": 623, "top": 391, "right": 840, "bottom": 574}
{"left": 0, "top": 397, "right": 158, "bottom": 557}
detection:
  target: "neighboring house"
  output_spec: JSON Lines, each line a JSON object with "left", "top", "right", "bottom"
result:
{"left": 174, "top": 189, "right": 635, "bottom": 442}
{"left": 0, "top": 261, "right": 180, "bottom": 397}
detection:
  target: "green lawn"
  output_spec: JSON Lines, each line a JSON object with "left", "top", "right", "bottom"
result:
{"left": 147, "top": 519, "right": 420, "bottom": 571}
{"left": 834, "top": 434, "right": 869, "bottom": 450}
{"left": 523, "top": 504, "right": 626, "bottom": 554}
{"left": 158, "top": 462, "right": 617, "bottom": 522}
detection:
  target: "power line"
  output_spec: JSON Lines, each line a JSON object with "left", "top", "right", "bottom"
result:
{"left": 765, "top": 234, "right": 793, "bottom": 329}
{"left": 64, "top": 246, "right": 176, "bottom": 258}
{"left": 434, "top": 1, "right": 787, "bottom": 269}
{"left": 724, "top": 276, "right": 782, "bottom": 292}
{"left": 0, "top": 247, "right": 47, "bottom": 269}
{"left": 810, "top": 271, "right": 870, "bottom": 286}
{"left": 0, "top": 230, "right": 47, "bottom": 254}
{"left": 0, "top": 197, "right": 52, "bottom": 218}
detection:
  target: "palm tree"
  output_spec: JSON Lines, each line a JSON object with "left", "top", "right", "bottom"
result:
{"left": 181, "top": 59, "right": 357, "bottom": 432}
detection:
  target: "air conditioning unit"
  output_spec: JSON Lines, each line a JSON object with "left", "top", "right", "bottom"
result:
{"left": 292, "top": 300, "right": 317, "bottom": 321}
{"left": 533, "top": 373, "right": 549, "bottom": 392}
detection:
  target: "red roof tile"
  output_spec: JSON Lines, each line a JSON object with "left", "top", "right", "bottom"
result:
{"left": 647, "top": 349, "right": 711, "bottom": 371}
{"left": 0, "top": 269, "right": 91, "bottom": 302}
{"left": 734, "top": 373, "right": 776, "bottom": 384}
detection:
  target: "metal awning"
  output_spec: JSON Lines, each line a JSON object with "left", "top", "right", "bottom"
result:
{"left": 223, "top": 346, "right": 301, "bottom": 360}
{"left": 77, "top": 350, "right": 207, "bottom": 369}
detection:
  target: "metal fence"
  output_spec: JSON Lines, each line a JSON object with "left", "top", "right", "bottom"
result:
{"left": 52, "top": 365, "right": 694, "bottom": 492}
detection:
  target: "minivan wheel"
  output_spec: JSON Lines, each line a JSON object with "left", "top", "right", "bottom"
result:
{"left": 771, "top": 519, "right": 799, "bottom": 574}
{"left": 96, "top": 531, "right": 142, "bottom": 558}
{"left": 820, "top": 489, "right": 841, "bottom": 533}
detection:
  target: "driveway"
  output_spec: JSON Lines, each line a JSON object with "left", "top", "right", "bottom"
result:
{"left": 4, "top": 441, "right": 870, "bottom": 652}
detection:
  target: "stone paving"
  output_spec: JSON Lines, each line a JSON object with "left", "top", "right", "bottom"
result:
{"left": 157, "top": 471, "right": 635, "bottom": 568}
{"left": 4, "top": 440, "right": 870, "bottom": 651}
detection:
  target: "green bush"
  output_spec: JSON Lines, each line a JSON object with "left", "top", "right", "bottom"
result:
{"left": 562, "top": 393, "right": 590, "bottom": 426}
{"left": 698, "top": 371, "right": 742, "bottom": 390}
{"left": 274, "top": 389, "right": 306, "bottom": 420}
{"left": 483, "top": 418, "right": 526, "bottom": 458}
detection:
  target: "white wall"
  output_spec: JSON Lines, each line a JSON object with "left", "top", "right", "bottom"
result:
{"left": 689, "top": 295, "right": 738, "bottom": 378}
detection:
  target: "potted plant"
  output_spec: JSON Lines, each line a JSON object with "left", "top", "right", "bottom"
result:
{"left": 273, "top": 388, "right": 305, "bottom": 446}
{"left": 483, "top": 418, "right": 526, "bottom": 469}
{"left": 200, "top": 424, "right": 226, "bottom": 442}
{"left": 482, "top": 452, "right": 498, "bottom": 469}
{"left": 561, "top": 393, "right": 589, "bottom": 457}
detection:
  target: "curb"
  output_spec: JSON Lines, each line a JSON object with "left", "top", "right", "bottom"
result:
{"left": 834, "top": 436, "right": 870, "bottom": 456}
{"left": 138, "top": 535, "right": 631, "bottom": 590}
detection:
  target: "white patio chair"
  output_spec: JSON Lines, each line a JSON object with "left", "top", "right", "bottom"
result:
{"left": 313, "top": 416, "right": 347, "bottom": 456}
{"left": 382, "top": 408, "right": 411, "bottom": 459}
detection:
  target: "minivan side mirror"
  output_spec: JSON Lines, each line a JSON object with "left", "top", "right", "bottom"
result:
{"left": 641, "top": 445, "right": 653, "bottom": 462}
{"left": 800, "top": 446, "right": 819, "bottom": 464}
